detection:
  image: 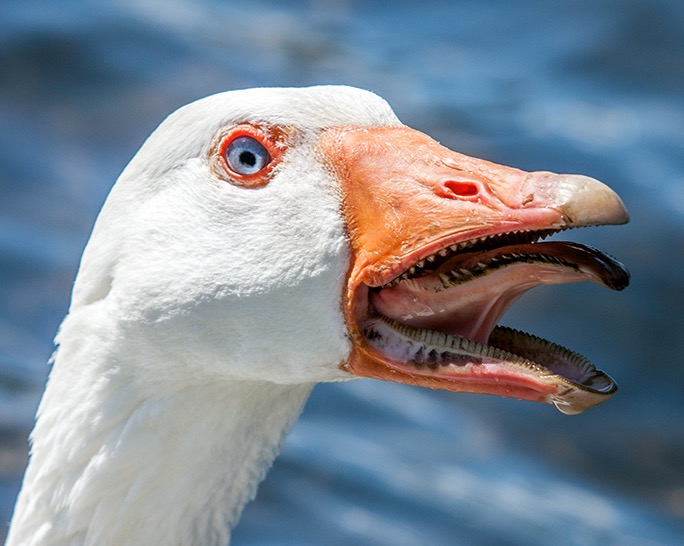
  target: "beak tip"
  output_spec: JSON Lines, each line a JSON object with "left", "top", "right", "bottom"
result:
{"left": 555, "top": 174, "right": 630, "bottom": 228}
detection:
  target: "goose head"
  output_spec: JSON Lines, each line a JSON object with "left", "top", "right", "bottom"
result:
{"left": 69, "top": 85, "right": 628, "bottom": 412}
{"left": 6, "top": 86, "right": 631, "bottom": 546}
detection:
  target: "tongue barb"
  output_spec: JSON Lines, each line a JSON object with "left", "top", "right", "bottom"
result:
{"left": 363, "top": 316, "right": 618, "bottom": 415}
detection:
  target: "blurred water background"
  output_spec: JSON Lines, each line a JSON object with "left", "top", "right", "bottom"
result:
{"left": 1, "top": 0, "right": 683, "bottom": 544}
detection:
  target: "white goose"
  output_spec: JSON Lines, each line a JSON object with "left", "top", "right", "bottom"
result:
{"left": 6, "top": 86, "right": 629, "bottom": 546}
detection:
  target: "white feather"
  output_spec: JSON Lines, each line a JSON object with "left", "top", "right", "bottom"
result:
{"left": 7, "top": 86, "right": 402, "bottom": 546}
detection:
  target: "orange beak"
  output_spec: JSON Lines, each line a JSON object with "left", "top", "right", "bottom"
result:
{"left": 319, "top": 126, "right": 629, "bottom": 415}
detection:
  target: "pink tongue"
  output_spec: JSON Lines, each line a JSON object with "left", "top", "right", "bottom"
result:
{"left": 369, "top": 242, "right": 629, "bottom": 344}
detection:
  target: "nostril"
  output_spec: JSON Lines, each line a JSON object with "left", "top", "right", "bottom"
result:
{"left": 438, "top": 180, "right": 480, "bottom": 199}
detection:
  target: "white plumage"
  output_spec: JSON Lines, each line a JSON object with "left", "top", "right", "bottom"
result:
{"left": 8, "top": 86, "right": 401, "bottom": 546}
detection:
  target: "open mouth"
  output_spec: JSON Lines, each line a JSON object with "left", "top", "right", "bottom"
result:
{"left": 324, "top": 124, "right": 630, "bottom": 414}
{"left": 354, "top": 228, "right": 630, "bottom": 414}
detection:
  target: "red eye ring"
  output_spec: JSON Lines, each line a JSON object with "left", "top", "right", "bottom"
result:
{"left": 216, "top": 125, "right": 282, "bottom": 188}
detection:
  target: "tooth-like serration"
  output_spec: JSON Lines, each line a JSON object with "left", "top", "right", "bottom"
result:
{"left": 363, "top": 316, "right": 610, "bottom": 396}
{"left": 363, "top": 316, "right": 540, "bottom": 371}
{"left": 381, "top": 227, "right": 563, "bottom": 287}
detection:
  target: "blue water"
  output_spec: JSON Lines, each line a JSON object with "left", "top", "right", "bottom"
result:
{"left": 1, "top": 0, "right": 683, "bottom": 544}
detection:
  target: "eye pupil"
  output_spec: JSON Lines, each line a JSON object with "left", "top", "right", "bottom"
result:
{"left": 239, "top": 151, "right": 256, "bottom": 167}
{"left": 224, "top": 135, "right": 270, "bottom": 176}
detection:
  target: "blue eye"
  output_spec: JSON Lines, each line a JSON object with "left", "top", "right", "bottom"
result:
{"left": 224, "top": 136, "right": 271, "bottom": 176}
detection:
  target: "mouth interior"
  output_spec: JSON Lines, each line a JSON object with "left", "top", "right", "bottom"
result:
{"left": 359, "top": 230, "right": 629, "bottom": 411}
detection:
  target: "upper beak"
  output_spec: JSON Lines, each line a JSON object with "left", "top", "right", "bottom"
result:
{"left": 322, "top": 126, "right": 627, "bottom": 288}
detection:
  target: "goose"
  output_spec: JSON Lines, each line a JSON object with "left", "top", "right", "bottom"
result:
{"left": 6, "top": 85, "right": 629, "bottom": 546}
